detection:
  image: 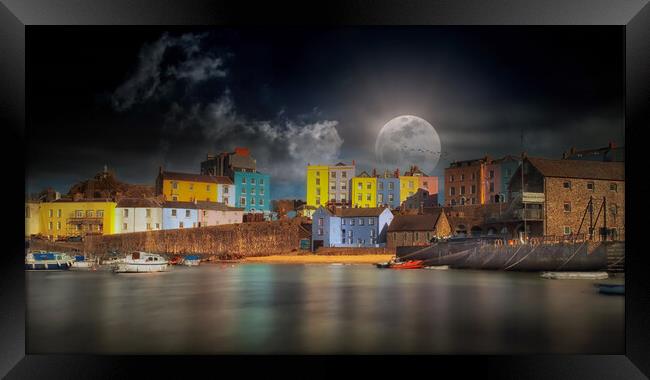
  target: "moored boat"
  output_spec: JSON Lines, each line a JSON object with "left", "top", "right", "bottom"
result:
{"left": 169, "top": 255, "right": 182, "bottom": 265}
{"left": 113, "top": 251, "right": 169, "bottom": 273}
{"left": 388, "top": 260, "right": 424, "bottom": 269}
{"left": 182, "top": 255, "right": 201, "bottom": 266}
{"left": 25, "top": 251, "right": 74, "bottom": 271}
{"left": 71, "top": 255, "right": 99, "bottom": 270}
{"left": 596, "top": 283, "right": 624, "bottom": 295}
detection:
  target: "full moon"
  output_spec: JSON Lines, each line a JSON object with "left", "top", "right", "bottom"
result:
{"left": 374, "top": 115, "right": 442, "bottom": 174}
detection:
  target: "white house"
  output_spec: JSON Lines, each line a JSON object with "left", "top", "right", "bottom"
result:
{"left": 115, "top": 198, "right": 163, "bottom": 233}
{"left": 215, "top": 176, "right": 236, "bottom": 207}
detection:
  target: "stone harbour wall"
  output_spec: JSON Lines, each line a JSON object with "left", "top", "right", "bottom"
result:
{"left": 83, "top": 220, "right": 311, "bottom": 259}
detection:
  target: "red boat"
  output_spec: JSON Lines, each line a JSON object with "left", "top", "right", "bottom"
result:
{"left": 169, "top": 255, "right": 182, "bottom": 265}
{"left": 388, "top": 260, "right": 424, "bottom": 269}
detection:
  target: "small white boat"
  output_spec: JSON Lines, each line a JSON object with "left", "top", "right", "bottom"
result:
{"left": 71, "top": 255, "right": 99, "bottom": 270}
{"left": 541, "top": 271, "right": 609, "bottom": 280}
{"left": 425, "top": 265, "right": 449, "bottom": 270}
{"left": 182, "top": 255, "right": 201, "bottom": 267}
{"left": 113, "top": 251, "right": 169, "bottom": 273}
{"left": 101, "top": 256, "right": 124, "bottom": 266}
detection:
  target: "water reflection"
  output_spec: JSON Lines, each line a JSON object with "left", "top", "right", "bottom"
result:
{"left": 27, "top": 265, "right": 623, "bottom": 354}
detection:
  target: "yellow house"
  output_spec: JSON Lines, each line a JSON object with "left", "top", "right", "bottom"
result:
{"left": 156, "top": 170, "right": 219, "bottom": 202}
{"left": 25, "top": 201, "right": 41, "bottom": 237}
{"left": 39, "top": 199, "right": 117, "bottom": 240}
{"left": 399, "top": 176, "right": 418, "bottom": 204}
{"left": 306, "top": 165, "right": 329, "bottom": 210}
{"left": 351, "top": 172, "right": 377, "bottom": 208}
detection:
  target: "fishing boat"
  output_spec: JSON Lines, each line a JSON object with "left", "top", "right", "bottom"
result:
{"left": 182, "top": 255, "right": 201, "bottom": 267}
{"left": 25, "top": 251, "right": 74, "bottom": 271}
{"left": 71, "top": 255, "right": 99, "bottom": 270}
{"left": 388, "top": 260, "right": 424, "bottom": 269}
{"left": 596, "top": 283, "right": 624, "bottom": 295}
{"left": 113, "top": 251, "right": 169, "bottom": 273}
{"left": 169, "top": 255, "right": 182, "bottom": 265}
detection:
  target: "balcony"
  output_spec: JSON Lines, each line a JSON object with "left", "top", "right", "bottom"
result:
{"left": 514, "top": 208, "right": 544, "bottom": 221}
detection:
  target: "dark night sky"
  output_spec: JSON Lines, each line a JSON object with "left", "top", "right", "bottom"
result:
{"left": 26, "top": 27, "right": 624, "bottom": 201}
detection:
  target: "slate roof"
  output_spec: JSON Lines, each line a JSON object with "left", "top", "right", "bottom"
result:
{"left": 116, "top": 198, "right": 162, "bottom": 208}
{"left": 320, "top": 206, "right": 389, "bottom": 217}
{"left": 195, "top": 201, "right": 244, "bottom": 211}
{"left": 162, "top": 201, "right": 199, "bottom": 209}
{"left": 527, "top": 157, "right": 624, "bottom": 181}
{"left": 160, "top": 171, "right": 221, "bottom": 184}
{"left": 388, "top": 211, "right": 443, "bottom": 232}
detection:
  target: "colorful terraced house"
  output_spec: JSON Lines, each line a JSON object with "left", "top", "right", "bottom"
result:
{"left": 351, "top": 171, "right": 377, "bottom": 208}
{"left": 39, "top": 198, "right": 117, "bottom": 240}
{"left": 156, "top": 169, "right": 223, "bottom": 203}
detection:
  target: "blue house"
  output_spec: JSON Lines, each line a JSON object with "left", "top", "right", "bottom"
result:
{"left": 376, "top": 174, "right": 401, "bottom": 209}
{"left": 233, "top": 171, "right": 271, "bottom": 214}
{"left": 162, "top": 201, "right": 199, "bottom": 230}
{"left": 311, "top": 206, "right": 394, "bottom": 249}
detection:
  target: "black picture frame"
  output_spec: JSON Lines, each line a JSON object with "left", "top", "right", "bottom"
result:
{"left": 3, "top": 0, "right": 649, "bottom": 378}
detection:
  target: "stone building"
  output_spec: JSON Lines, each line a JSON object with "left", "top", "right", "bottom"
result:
{"left": 444, "top": 157, "right": 490, "bottom": 206}
{"left": 509, "top": 157, "right": 624, "bottom": 239}
{"left": 387, "top": 209, "right": 452, "bottom": 248}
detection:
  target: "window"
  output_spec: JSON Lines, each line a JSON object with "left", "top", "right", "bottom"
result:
{"left": 179, "top": 222, "right": 184, "bottom": 228}
{"left": 123, "top": 209, "right": 129, "bottom": 217}
{"left": 366, "top": 194, "right": 371, "bottom": 201}
{"left": 471, "top": 173, "right": 476, "bottom": 180}
{"left": 564, "top": 202, "right": 571, "bottom": 212}
{"left": 461, "top": 186, "right": 465, "bottom": 195}
{"left": 76, "top": 210, "right": 83, "bottom": 217}
{"left": 408, "top": 181, "right": 414, "bottom": 189}
{"left": 146, "top": 209, "right": 151, "bottom": 217}
{"left": 357, "top": 194, "right": 362, "bottom": 201}
{"left": 251, "top": 198, "right": 256, "bottom": 206}
{"left": 450, "top": 187, "right": 456, "bottom": 196}
{"left": 87, "top": 210, "right": 94, "bottom": 217}
{"left": 185, "top": 210, "right": 190, "bottom": 218}
{"left": 370, "top": 229, "right": 376, "bottom": 237}
{"left": 341, "top": 183, "right": 347, "bottom": 190}
{"left": 156, "top": 223, "right": 160, "bottom": 229}
{"left": 57, "top": 221, "right": 61, "bottom": 230}
{"left": 241, "top": 177, "right": 246, "bottom": 184}
{"left": 259, "top": 178, "right": 264, "bottom": 185}
{"left": 366, "top": 182, "right": 372, "bottom": 190}
{"left": 564, "top": 226, "right": 571, "bottom": 235}
{"left": 489, "top": 182, "right": 495, "bottom": 192}
{"left": 451, "top": 199, "right": 456, "bottom": 206}
{"left": 242, "top": 187, "right": 247, "bottom": 194}
{"left": 359, "top": 218, "right": 364, "bottom": 226}
{"left": 350, "top": 219, "right": 355, "bottom": 226}
{"left": 48, "top": 209, "right": 53, "bottom": 217}
{"left": 172, "top": 182, "right": 178, "bottom": 189}
{"left": 259, "top": 198, "right": 264, "bottom": 206}
{"left": 587, "top": 182, "right": 594, "bottom": 191}
{"left": 48, "top": 222, "right": 53, "bottom": 230}
{"left": 341, "top": 194, "right": 347, "bottom": 201}
{"left": 460, "top": 174, "right": 464, "bottom": 181}
{"left": 415, "top": 232, "right": 419, "bottom": 240}
{"left": 342, "top": 172, "right": 347, "bottom": 178}
{"left": 318, "top": 228, "right": 324, "bottom": 236}
{"left": 251, "top": 178, "right": 256, "bottom": 185}
{"left": 25, "top": 206, "right": 30, "bottom": 218}
{"left": 331, "top": 172, "right": 336, "bottom": 178}
{"left": 57, "top": 209, "right": 62, "bottom": 217}
{"left": 610, "top": 183, "right": 617, "bottom": 192}
{"left": 240, "top": 197, "right": 246, "bottom": 206}
{"left": 203, "top": 210, "right": 207, "bottom": 217}
{"left": 123, "top": 223, "right": 128, "bottom": 230}
{"left": 489, "top": 170, "right": 494, "bottom": 179}
{"left": 348, "top": 230, "right": 353, "bottom": 237}
{"left": 357, "top": 182, "right": 362, "bottom": 190}
{"left": 316, "top": 171, "right": 320, "bottom": 177}
{"left": 342, "top": 219, "right": 346, "bottom": 225}
{"left": 330, "top": 192, "right": 336, "bottom": 199}
{"left": 563, "top": 181, "right": 571, "bottom": 189}
{"left": 450, "top": 175, "right": 454, "bottom": 182}
{"left": 378, "top": 182, "right": 384, "bottom": 190}
{"left": 224, "top": 186, "right": 229, "bottom": 194}
{"left": 315, "top": 198, "right": 320, "bottom": 204}
{"left": 369, "top": 218, "right": 375, "bottom": 225}
{"left": 388, "top": 194, "right": 394, "bottom": 202}
{"left": 331, "top": 183, "right": 336, "bottom": 190}
{"left": 388, "top": 182, "right": 394, "bottom": 190}
{"left": 316, "top": 178, "right": 320, "bottom": 185}
{"left": 471, "top": 185, "right": 476, "bottom": 194}
{"left": 97, "top": 210, "right": 104, "bottom": 217}
{"left": 146, "top": 223, "right": 151, "bottom": 230}
{"left": 378, "top": 194, "right": 384, "bottom": 203}
{"left": 471, "top": 197, "right": 476, "bottom": 205}
{"left": 251, "top": 188, "right": 256, "bottom": 195}
{"left": 171, "top": 209, "right": 177, "bottom": 217}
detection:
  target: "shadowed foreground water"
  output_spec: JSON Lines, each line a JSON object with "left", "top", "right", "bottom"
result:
{"left": 27, "top": 264, "right": 623, "bottom": 354}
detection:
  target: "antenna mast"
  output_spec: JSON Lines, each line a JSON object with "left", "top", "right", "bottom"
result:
{"left": 521, "top": 129, "right": 527, "bottom": 242}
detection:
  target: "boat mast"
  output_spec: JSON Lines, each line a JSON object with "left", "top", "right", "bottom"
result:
{"left": 521, "top": 129, "right": 527, "bottom": 242}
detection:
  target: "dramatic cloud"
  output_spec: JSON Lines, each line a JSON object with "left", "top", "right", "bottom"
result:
{"left": 111, "top": 33, "right": 227, "bottom": 111}
{"left": 111, "top": 32, "right": 344, "bottom": 197}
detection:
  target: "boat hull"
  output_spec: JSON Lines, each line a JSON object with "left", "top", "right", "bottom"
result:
{"left": 396, "top": 239, "right": 613, "bottom": 271}
{"left": 113, "top": 263, "right": 169, "bottom": 273}
{"left": 183, "top": 260, "right": 200, "bottom": 267}
{"left": 25, "top": 261, "right": 72, "bottom": 271}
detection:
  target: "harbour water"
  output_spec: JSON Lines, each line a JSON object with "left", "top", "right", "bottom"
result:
{"left": 27, "top": 264, "right": 624, "bottom": 354}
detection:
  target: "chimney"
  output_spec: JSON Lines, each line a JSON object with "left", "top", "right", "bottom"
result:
{"left": 372, "top": 168, "right": 377, "bottom": 177}
{"left": 395, "top": 168, "right": 400, "bottom": 177}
